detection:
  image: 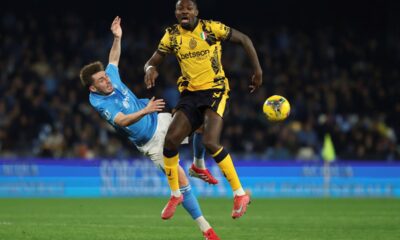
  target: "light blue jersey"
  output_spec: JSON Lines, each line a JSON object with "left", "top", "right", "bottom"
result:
{"left": 89, "top": 64, "right": 157, "bottom": 147}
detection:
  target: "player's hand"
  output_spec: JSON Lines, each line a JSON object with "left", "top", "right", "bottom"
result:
{"left": 111, "top": 16, "right": 122, "bottom": 38}
{"left": 249, "top": 69, "right": 263, "bottom": 93}
{"left": 144, "top": 96, "right": 165, "bottom": 114}
{"left": 144, "top": 67, "right": 159, "bottom": 89}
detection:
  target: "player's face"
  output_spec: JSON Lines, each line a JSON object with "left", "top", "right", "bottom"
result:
{"left": 90, "top": 71, "right": 114, "bottom": 95}
{"left": 175, "top": 0, "right": 198, "bottom": 29}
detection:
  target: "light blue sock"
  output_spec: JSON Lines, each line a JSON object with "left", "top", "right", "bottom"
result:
{"left": 193, "top": 133, "right": 206, "bottom": 168}
{"left": 180, "top": 185, "right": 202, "bottom": 219}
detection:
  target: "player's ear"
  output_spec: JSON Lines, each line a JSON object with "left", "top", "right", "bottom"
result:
{"left": 89, "top": 85, "right": 97, "bottom": 92}
{"left": 195, "top": 9, "right": 199, "bottom": 17}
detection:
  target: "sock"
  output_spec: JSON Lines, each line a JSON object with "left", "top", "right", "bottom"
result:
{"left": 212, "top": 147, "right": 242, "bottom": 191}
{"left": 195, "top": 216, "right": 211, "bottom": 232}
{"left": 164, "top": 148, "right": 180, "bottom": 194}
{"left": 233, "top": 188, "right": 246, "bottom": 196}
{"left": 171, "top": 190, "right": 181, "bottom": 197}
{"left": 193, "top": 132, "right": 206, "bottom": 169}
{"left": 180, "top": 185, "right": 202, "bottom": 220}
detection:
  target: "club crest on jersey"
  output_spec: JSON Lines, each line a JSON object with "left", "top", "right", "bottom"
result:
{"left": 189, "top": 37, "right": 197, "bottom": 49}
{"left": 122, "top": 96, "right": 130, "bottom": 109}
{"left": 123, "top": 99, "right": 130, "bottom": 109}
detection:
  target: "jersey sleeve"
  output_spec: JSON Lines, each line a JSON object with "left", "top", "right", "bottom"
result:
{"left": 210, "top": 21, "right": 232, "bottom": 41}
{"left": 157, "top": 29, "right": 173, "bottom": 55}
{"left": 96, "top": 101, "right": 122, "bottom": 125}
{"left": 105, "top": 63, "right": 122, "bottom": 85}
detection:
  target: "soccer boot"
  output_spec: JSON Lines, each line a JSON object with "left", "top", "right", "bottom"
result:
{"left": 188, "top": 164, "right": 219, "bottom": 185}
{"left": 161, "top": 195, "right": 183, "bottom": 220}
{"left": 203, "top": 228, "right": 220, "bottom": 240}
{"left": 232, "top": 194, "right": 251, "bottom": 219}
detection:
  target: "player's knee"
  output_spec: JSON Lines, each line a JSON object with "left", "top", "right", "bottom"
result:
{"left": 164, "top": 133, "right": 181, "bottom": 150}
{"left": 203, "top": 139, "right": 220, "bottom": 154}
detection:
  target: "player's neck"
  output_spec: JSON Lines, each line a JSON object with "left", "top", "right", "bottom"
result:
{"left": 182, "top": 18, "right": 199, "bottom": 31}
{"left": 92, "top": 90, "right": 113, "bottom": 96}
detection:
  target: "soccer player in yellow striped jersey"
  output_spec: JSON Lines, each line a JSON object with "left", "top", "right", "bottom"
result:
{"left": 144, "top": 0, "right": 262, "bottom": 222}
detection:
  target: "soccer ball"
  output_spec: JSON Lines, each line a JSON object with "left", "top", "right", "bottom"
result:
{"left": 263, "top": 95, "right": 291, "bottom": 121}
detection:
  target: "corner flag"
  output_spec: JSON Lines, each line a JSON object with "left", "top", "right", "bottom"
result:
{"left": 321, "top": 133, "right": 336, "bottom": 162}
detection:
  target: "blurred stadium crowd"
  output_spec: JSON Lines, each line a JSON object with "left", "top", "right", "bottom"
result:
{"left": 1, "top": 11, "right": 399, "bottom": 161}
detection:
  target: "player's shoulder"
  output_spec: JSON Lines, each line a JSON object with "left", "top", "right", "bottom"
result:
{"left": 89, "top": 92, "right": 113, "bottom": 109}
{"left": 201, "top": 19, "right": 225, "bottom": 27}
{"left": 89, "top": 93, "right": 101, "bottom": 109}
{"left": 165, "top": 24, "right": 180, "bottom": 35}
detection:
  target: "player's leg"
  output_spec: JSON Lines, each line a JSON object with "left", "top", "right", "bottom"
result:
{"left": 151, "top": 138, "right": 219, "bottom": 237}
{"left": 177, "top": 166, "right": 219, "bottom": 239}
{"left": 151, "top": 156, "right": 218, "bottom": 237}
{"left": 161, "top": 110, "right": 193, "bottom": 219}
{"left": 202, "top": 108, "right": 250, "bottom": 219}
{"left": 140, "top": 112, "right": 186, "bottom": 219}
{"left": 189, "top": 129, "right": 219, "bottom": 184}
{"left": 163, "top": 110, "right": 192, "bottom": 194}
{"left": 160, "top": 166, "right": 189, "bottom": 220}
{"left": 193, "top": 128, "right": 206, "bottom": 168}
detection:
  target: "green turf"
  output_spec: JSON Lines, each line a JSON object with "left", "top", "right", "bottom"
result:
{"left": 0, "top": 198, "right": 399, "bottom": 240}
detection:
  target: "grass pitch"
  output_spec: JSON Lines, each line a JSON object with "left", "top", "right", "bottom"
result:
{"left": 0, "top": 198, "right": 399, "bottom": 240}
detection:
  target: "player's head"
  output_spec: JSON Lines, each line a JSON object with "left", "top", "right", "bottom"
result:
{"left": 80, "top": 61, "right": 114, "bottom": 95}
{"left": 175, "top": 0, "right": 198, "bottom": 29}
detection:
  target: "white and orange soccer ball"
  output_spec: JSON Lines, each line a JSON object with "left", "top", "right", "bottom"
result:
{"left": 263, "top": 95, "right": 291, "bottom": 121}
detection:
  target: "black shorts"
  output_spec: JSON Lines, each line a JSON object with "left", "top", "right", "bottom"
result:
{"left": 175, "top": 88, "right": 230, "bottom": 131}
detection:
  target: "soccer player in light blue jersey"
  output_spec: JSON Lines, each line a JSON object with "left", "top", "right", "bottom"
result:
{"left": 79, "top": 16, "right": 220, "bottom": 240}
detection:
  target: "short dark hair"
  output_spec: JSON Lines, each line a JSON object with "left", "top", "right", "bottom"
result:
{"left": 176, "top": 0, "right": 197, "bottom": 7}
{"left": 79, "top": 61, "right": 104, "bottom": 87}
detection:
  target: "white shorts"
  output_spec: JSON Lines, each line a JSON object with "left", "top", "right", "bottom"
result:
{"left": 136, "top": 113, "right": 188, "bottom": 169}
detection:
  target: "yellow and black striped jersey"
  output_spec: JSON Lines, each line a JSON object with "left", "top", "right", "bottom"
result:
{"left": 158, "top": 19, "right": 232, "bottom": 92}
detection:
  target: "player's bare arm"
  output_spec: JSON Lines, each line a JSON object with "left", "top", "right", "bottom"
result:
{"left": 109, "top": 16, "right": 122, "bottom": 66}
{"left": 114, "top": 97, "right": 165, "bottom": 127}
{"left": 144, "top": 51, "right": 166, "bottom": 89}
{"left": 229, "top": 28, "right": 263, "bottom": 93}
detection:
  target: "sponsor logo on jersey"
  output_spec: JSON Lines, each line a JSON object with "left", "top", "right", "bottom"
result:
{"left": 180, "top": 50, "right": 210, "bottom": 59}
